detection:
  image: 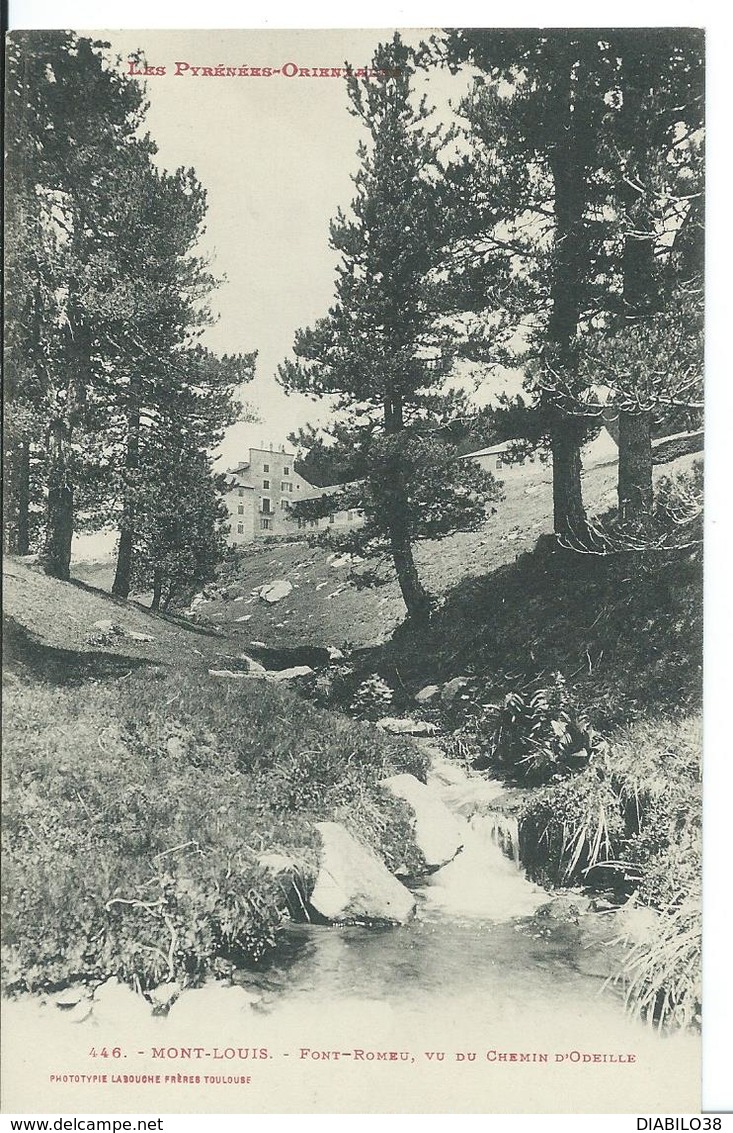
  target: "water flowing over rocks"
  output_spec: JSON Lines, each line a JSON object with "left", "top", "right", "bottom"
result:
{"left": 380, "top": 773, "right": 464, "bottom": 870}
{"left": 309, "top": 821, "right": 416, "bottom": 924}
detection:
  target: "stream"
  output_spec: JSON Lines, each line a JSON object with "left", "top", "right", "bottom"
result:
{"left": 2, "top": 751, "right": 701, "bottom": 1113}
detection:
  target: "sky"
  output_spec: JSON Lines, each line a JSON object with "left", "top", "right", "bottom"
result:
{"left": 92, "top": 29, "right": 484, "bottom": 469}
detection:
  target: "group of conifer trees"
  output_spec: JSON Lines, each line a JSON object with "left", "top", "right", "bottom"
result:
{"left": 3, "top": 32, "right": 255, "bottom": 609}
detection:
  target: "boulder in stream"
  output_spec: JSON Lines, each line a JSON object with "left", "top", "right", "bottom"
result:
{"left": 309, "top": 821, "right": 416, "bottom": 924}
{"left": 381, "top": 773, "right": 464, "bottom": 871}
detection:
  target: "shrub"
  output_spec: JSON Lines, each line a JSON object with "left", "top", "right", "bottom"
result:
{"left": 460, "top": 672, "right": 598, "bottom": 785}
{"left": 349, "top": 674, "right": 395, "bottom": 720}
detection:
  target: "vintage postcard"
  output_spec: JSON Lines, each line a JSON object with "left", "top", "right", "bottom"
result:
{"left": 2, "top": 25, "right": 708, "bottom": 1115}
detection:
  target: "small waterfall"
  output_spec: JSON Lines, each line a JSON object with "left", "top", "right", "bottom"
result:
{"left": 419, "top": 756, "right": 544, "bottom": 921}
{"left": 485, "top": 811, "right": 521, "bottom": 866}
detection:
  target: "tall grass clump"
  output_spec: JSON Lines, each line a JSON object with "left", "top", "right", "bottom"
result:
{"left": 519, "top": 713, "right": 701, "bottom": 1027}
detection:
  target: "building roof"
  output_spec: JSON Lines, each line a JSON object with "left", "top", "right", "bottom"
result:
{"left": 459, "top": 440, "right": 515, "bottom": 460}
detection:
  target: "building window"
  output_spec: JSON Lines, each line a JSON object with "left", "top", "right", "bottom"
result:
{"left": 347, "top": 511, "right": 354, "bottom": 520}
{"left": 237, "top": 523, "right": 244, "bottom": 534}
{"left": 296, "top": 484, "right": 300, "bottom": 490}
{"left": 282, "top": 481, "right": 292, "bottom": 492}
{"left": 263, "top": 463, "right": 269, "bottom": 473}
{"left": 329, "top": 514, "right": 335, "bottom": 524}
{"left": 283, "top": 466, "right": 290, "bottom": 475}
{"left": 280, "top": 499, "right": 290, "bottom": 510}
{"left": 263, "top": 479, "right": 270, "bottom": 489}
{"left": 261, "top": 498, "right": 271, "bottom": 514}
{"left": 309, "top": 520, "right": 318, "bottom": 528}
{"left": 237, "top": 504, "right": 244, "bottom": 515}
{"left": 238, "top": 488, "right": 244, "bottom": 497}
{"left": 298, "top": 518, "right": 306, "bottom": 529}
{"left": 260, "top": 518, "right": 272, "bottom": 530}
{"left": 496, "top": 458, "right": 503, "bottom": 470}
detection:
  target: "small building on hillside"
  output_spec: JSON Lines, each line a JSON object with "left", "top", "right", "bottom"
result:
{"left": 459, "top": 424, "right": 620, "bottom": 481}
{"left": 223, "top": 445, "right": 364, "bottom": 545}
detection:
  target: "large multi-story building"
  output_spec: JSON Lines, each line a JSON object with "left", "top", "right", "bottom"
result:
{"left": 223, "top": 445, "right": 363, "bottom": 545}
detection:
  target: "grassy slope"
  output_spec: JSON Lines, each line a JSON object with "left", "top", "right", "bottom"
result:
{"left": 2, "top": 561, "right": 429, "bottom": 995}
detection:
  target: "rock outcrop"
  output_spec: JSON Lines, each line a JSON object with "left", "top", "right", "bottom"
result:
{"left": 309, "top": 821, "right": 416, "bottom": 924}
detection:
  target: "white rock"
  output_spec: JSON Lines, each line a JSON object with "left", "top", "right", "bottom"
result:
{"left": 310, "top": 821, "right": 416, "bottom": 924}
{"left": 259, "top": 580, "right": 293, "bottom": 604}
{"left": 267, "top": 665, "right": 314, "bottom": 680}
{"left": 414, "top": 685, "right": 440, "bottom": 703}
{"left": 239, "top": 655, "right": 267, "bottom": 674}
{"left": 92, "top": 619, "right": 123, "bottom": 635}
{"left": 208, "top": 668, "right": 264, "bottom": 680}
{"left": 166, "top": 984, "right": 259, "bottom": 1026}
{"left": 235, "top": 614, "right": 252, "bottom": 622}
{"left": 91, "top": 978, "right": 153, "bottom": 1026}
{"left": 127, "top": 631, "right": 154, "bottom": 643}
{"left": 381, "top": 773, "right": 464, "bottom": 870}
{"left": 327, "top": 646, "right": 345, "bottom": 661}
{"left": 376, "top": 717, "right": 438, "bottom": 736}
{"left": 441, "top": 677, "right": 471, "bottom": 703}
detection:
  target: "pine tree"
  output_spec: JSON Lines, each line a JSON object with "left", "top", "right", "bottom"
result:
{"left": 440, "top": 29, "right": 703, "bottom": 535}
{"left": 441, "top": 30, "right": 622, "bottom": 539}
{"left": 278, "top": 35, "right": 498, "bottom": 622}
{"left": 590, "top": 31, "right": 704, "bottom": 526}
{"left": 4, "top": 32, "right": 151, "bottom": 577}
{"left": 4, "top": 32, "right": 257, "bottom": 587}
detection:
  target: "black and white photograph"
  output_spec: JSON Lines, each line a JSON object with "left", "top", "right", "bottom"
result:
{"left": 1, "top": 18, "right": 712, "bottom": 1117}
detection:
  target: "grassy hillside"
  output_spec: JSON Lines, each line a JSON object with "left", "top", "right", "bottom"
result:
{"left": 2, "top": 562, "right": 428, "bottom": 995}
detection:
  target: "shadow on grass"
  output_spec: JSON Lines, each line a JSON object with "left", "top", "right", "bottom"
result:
{"left": 3, "top": 615, "right": 157, "bottom": 686}
{"left": 379, "top": 536, "right": 702, "bottom": 726}
{"left": 64, "top": 576, "right": 227, "bottom": 640}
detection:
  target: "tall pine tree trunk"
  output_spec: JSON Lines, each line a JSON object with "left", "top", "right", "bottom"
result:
{"left": 545, "top": 53, "right": 591, "bottom": 539}
{"left": 618, "top": 410, "right": 653, "bottom": 522}
{"left": 551, "top": 415, "right": 587, "bottom": 537}
{"left": 112, "top": 395, "right": 141, "bottom": 598}
{"left": 40, "top": 309, "right": 89, "bottom": 581}
{"left": 618, "top": 234, "right": 656, "bottom": 526}
{"left": 388, "top": 506, "right": 431, "bottom": 623}
{"left": 41, "top": 419, "right": 74, "bottom": 580}
{"left": 151, "top": 569, "right": 163, "bottom": 612}
{"left": 382, "top": 395, "right": 431, "bottom": 623}
{"left": 16, "top": 438, "right": 31, "bottom": 555}
{"left": 3, "top": 435, "right": 31, "bottom": 555}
